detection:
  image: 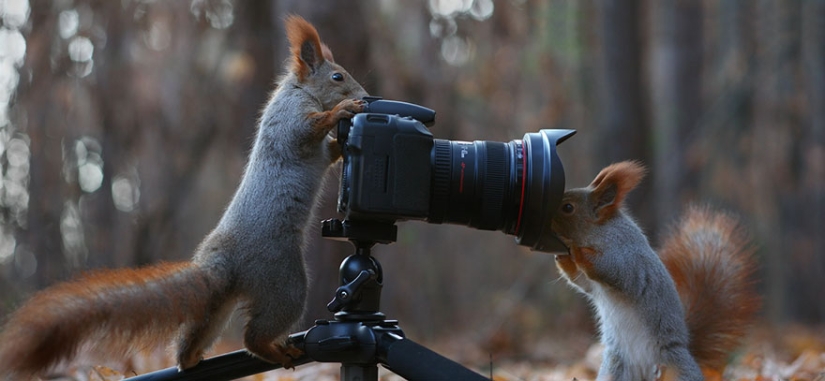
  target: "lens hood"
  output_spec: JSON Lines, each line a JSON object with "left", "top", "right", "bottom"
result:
{"left": 516, "top": 129, "right": 576, "bottom": 253}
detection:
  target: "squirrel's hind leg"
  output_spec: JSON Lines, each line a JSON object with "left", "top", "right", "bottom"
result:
{"left": 175, "top": 296, "right": 237, "bottom": 370}
{"left": 241, "top": 300, "right": 305, "bottom": 368}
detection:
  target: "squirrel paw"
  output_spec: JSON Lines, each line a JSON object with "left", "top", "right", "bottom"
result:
{"left": 278, "top": 344, "right": 305, "bottom": 369}
{"left": 270, "top": 345, "right": 304, "bottom": 369}
{"left": 177, "top": 352, "right": 204, "bottom": 371}
{"left": 310, "top": 99, "right": 367, "bottom": 137}
{"left": 332, "top": 98, "right": 367, "bottom": 120}
{"left": 554, "top": 254, "right": 578, "bottom": 277}
{"left": 249, "top": 342, "right": 304, "bottom": 369}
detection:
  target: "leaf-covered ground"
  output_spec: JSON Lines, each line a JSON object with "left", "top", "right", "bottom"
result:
{"left": 62, "top": 325, "right": 824, "bottom": 380}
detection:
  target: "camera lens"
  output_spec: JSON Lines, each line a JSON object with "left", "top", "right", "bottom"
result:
{"left": 428, "top": 140, "right": 522, "bottom": 231}
{"left": 427, "top": 130, "right": 575, "bottom": 252}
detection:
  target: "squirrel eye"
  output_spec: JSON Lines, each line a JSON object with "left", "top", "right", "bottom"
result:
{"left": 331, "top": 72, "right": 344, "bottom": 82}
{"left": 561, "top": 203, "right": 575, "bottom": 214}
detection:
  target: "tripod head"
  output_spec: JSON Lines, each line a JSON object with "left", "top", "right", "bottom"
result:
{"left": 321, "top": 219, "right": 397, "bottom": 320}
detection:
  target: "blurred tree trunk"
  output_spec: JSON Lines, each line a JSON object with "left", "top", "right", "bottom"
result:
{"left": 596, "top": 0, "right": 652, "bottom": 226}
{"left": 766, "top": 0, "right": 824, "bottom": 323}
{"left": 751, "top": 0, "right": 794, "bottom": 324}
{"left": 649, "top": 0, "right": 703, "bottom": 229}
{"left": 86, "top": 1, "right": 126, "bottom": 269}
{"left": 801, "top": 0, "right": 825, "bottom": 323}
{"left": 19, "top": 6, "right": 65, "bottom": 289}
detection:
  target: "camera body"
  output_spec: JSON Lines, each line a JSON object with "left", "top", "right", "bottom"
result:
{"left": 335, "top": 97, "right": 575, "bottom": 253}
{"left": 338, "top": 99, "right": 436, "bottom": 222}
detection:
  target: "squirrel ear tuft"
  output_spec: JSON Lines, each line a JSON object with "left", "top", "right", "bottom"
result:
{"left": 589, "top": 161, "right": 646, "bottom": 220}
{"left": 285, "top": 15, "right": 325, "bottom": 81}
{"left": 321, "top": 43, "right": 335, "bottom": 63}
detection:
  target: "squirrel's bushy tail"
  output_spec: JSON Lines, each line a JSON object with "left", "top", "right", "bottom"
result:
{"left": 0, "top": 262, "right": 219, "bottom": 378}
{"left": 659, "top": 206, "right": 760, "bottom": 375}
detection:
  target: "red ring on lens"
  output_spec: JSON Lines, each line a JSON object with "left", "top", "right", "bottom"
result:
{"left": 514, "top": 140, "right": 527, "bottom": 234}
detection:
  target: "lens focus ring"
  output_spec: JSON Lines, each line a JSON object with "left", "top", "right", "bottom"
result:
{"left": 479, "top": 142, "right": 506, "bottom": 230}
{"left": 429, "top": 139, "right": 452, "bottom": 223}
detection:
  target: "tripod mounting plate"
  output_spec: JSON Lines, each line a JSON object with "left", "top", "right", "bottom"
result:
{"left": 322, "top": 219, "right": 397, "bottom": 245}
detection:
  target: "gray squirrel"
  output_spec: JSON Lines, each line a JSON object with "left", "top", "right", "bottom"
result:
{"left": 0, "top": 15, "right": 368, "bottom": 379}
{"left": 551, "top": 161, "right": 760, "bottom": 381}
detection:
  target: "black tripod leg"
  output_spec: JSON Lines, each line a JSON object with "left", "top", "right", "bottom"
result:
{"left": 377, "top": 333, "right": 489, "bottom": 381}
{"left": 122, "top": 349, "right": 310, "bottom": 381}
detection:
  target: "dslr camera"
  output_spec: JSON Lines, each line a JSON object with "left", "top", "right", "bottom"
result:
{"left": 333, "top": 97, "right": 575, "bottom": 253}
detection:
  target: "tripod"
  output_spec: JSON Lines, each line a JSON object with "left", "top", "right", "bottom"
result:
{"left": 124, "top": 219, "right": 489, "bottom": 381}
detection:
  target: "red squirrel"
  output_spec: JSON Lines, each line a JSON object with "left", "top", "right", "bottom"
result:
{"left": 552, "top": 161, "right": 760, "bottom": 381}
{"left": 0, "top": 16, "right": 368, "bottom": 379}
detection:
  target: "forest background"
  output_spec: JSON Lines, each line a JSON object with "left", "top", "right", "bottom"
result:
{"left": 0, "top": 0, "right": 823, "bottom": 377}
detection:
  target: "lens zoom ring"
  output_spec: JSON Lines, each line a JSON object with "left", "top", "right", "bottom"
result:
{"left": 480, "top": 142, "right": 506, "bottom": 230}
{"left": 430, "top": 139, "right": 452, "bottom": 223}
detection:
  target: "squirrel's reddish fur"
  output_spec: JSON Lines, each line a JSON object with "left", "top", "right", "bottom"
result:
{"left": 660, "top": 206, "right": 761, "bottom": 377}
{"left": 0, "top": 262, "right": 208, "bottom": 376}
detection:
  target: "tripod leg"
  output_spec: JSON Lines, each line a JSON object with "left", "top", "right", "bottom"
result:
{"left": 124, "top": 332, "right": 311, "bottom": 381}
{"left": 378, "top": 333, "right": 489, "bottom": 381}
{"left": 123, "top": 349, "right": 311, "bottom": 381}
